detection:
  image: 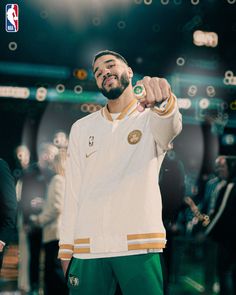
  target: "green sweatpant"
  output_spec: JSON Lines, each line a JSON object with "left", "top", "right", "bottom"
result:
{"left": 67, "top": 253, "right": 163, "bottom": 295}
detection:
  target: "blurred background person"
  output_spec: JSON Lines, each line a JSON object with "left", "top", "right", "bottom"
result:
{"left": 185, "top": 156, "right": 236, "bottom": 295}
{"left": 185, "top": 156, "right": 229, "bottom": 237}
{"left": 14, "top": 145, "right": 32, "bottom": 293}
{"left": 160, "top": 150, "right": 186, "bottom": 223}
{"left": 203, "top": 156, "right": 236, "bottom": 295}
{"left": 182, "top": 156, "right": 229, "bottom": 294}
{"left": 0, "top": 158, "right": 17, "bottom": 269}
{"left": 37, "top": 142, "right": 59, "bottom": 173}
{"left": 19, "top": 143, "right": 59, "bottom": 294}
{"left": 15, "top": 145, "right": 31, "bottom": 171}
{"left": 14, "top": 145, "right": 31, "bottom": 200}
{"left": 30, "top": 149, "right": 68, "bottom": 295}
{"left": 159, "top": 150, "right": 186, "bottom": 294}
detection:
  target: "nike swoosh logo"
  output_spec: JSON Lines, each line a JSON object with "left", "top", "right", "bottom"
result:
{"left": 86, "top": 151, "right": 97, "bottom": 158}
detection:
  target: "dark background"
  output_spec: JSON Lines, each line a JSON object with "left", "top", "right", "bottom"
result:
{"left": 0, "top": 0, "right": 236, "bottom": 184}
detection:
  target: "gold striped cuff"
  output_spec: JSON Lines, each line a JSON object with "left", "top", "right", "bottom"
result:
{"left": 58, "top": 244, "right": 74, "bottom": 259}
{"left": 128, "top": 242, "right": 166, "bottom": 251}
{"left": 58, "top": 252, "right": 73, "bottom": 259}
{"left": 127, "top": 233, "right": 165, "bottom": 240}
{"left": 127, "top": 232, "right": 166, "bottom": 251}
{"left": 151, "top": 94, "right": 176, "bottom": 116}
{"left": 74, "top": 248, "right": 91, "bottom": 254}
{"left": 74, "top": 238, "right": 91, "bottom": 254}
{"left": 74, "top": 238, "right": 90, "bottom": 244}
{"left": 59, "top": 244, "right": 74, "bottom": 250}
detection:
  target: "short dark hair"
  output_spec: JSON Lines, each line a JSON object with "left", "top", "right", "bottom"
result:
{"left": 92, "top": 50, "right": 128, "bottom": 68}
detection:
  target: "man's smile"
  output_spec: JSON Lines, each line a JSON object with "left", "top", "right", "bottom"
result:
{"left": 103, "top": 75, "right": 117, "bottom": 87}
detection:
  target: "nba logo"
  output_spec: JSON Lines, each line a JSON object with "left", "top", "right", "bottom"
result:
{"left": 6, "top": 4, "right": 19, "bottom": 32}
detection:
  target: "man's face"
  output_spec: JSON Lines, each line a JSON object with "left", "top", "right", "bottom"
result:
{"left": 215, "top": 157, "right": 229, "bottom": 180}
{"left": 39, "top": 144, "right": 59, "bottom": 168}
{"left": 53, "top": 132, "right": 68, "bottom": 148}
{"left": 16, "top": 146, "right": 30, "bottom": 169}
{"left": 45, "top": 145, "right": 59, "bottom": 163}
{"left": 93, "top": 54, "right": 132, "bottom": 100}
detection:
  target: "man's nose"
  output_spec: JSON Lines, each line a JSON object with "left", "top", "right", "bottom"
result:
{"left": 102, "top": 68, "right": 111, "bottom": 78}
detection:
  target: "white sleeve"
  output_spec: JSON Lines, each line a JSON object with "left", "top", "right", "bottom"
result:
{"left": 58, "top": 123, "right": 81, "bottom": 260}
{"left": 149, "top": 94, "right": 182, "bottom": 152}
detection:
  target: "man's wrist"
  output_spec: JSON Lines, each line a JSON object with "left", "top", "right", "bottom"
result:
{"left": 151, "top": 94, "right": 176, "bottom": 116}
{"left": 154, "top": 97, "right": 170, "bottom": 109}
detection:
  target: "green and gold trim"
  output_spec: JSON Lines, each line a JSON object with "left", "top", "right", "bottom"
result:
{"left": 59, "top": 232, "right": 166, "bottom": 258}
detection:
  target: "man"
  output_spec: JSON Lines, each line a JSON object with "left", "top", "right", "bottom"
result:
{"left": 20, "top": 143, "right": 58, "bottom": 293}
{"left": 14, "top": 145, "right": 31, "bottom": 292}
{"left": 15, "top": 145, "right": 31, "bottom": 171}
{"left": 183, "top": 156, "right": 230, "bottom": 293}
{"left": 59, "top": 50, "right": 182, "bottom": 295}
{"left": 159, "top": 151, "right": 185, "bottom": 292}
{"left": 0, "top": 158, "right": 17, "bottom": 269}
{"left": 203, "top": 156, "right": 236, "bottom": 295}
{"left": 185, "top": 155, "right": 230, "bottom": 237}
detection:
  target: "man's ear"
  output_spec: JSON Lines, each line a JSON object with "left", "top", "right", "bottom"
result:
{"left": 128, "top": 67, "right": 133, "bottom": 78}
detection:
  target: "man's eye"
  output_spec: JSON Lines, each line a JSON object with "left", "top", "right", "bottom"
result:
{"left": 97, "top": 73, "right": 101, "bottom": 78}
{"left": 108, "top": 64, "right": 115, "bottom": 69}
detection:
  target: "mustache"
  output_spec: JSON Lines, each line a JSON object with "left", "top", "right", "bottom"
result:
{"left": 99, "top": 72, "right": 130, "bottom": 100}
{"left": 102, "top": 74, "right": 118, "bottom": 88}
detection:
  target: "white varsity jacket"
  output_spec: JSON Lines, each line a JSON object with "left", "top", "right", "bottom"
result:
{"left": 59, "top": 95, "right": 182, "bottom": 260}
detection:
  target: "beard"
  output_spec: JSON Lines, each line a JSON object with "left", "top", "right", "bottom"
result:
{"left": 99, "top": 72, "right": 130, "bottom": 100}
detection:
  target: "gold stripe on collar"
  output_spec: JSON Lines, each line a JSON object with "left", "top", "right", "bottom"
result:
{"left": 116, "top": 99, "right": 137, "bottom": 120}
{"left": 128, "top": 106, "right": 139, "bottom": 117}
{"left": 102, "top": 99, "right": 138, "bottom": 122}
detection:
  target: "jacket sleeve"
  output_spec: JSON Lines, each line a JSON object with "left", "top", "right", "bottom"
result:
{"left": 37, "top": 175, "right": 65, "bottom": 226}
{"left": 0, "top": 159, "right": 17, "bottom": 244}
{"left": 149, "top": 94, "right": 182, "bottom": 152}
{"left": 58, "top": 124, "right": 81, "bottom": 260}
